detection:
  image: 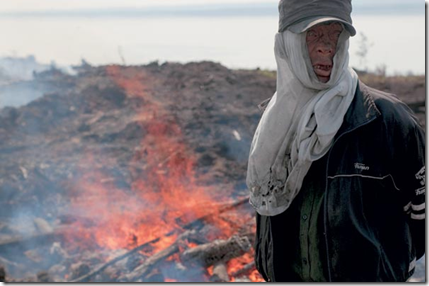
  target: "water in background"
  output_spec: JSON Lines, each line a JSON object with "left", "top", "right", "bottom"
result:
{"left": 0, "top": 2, "right": 425, "bottom": 80}
{"left": 0, "top": 14, "right": 424, "bottom": 76}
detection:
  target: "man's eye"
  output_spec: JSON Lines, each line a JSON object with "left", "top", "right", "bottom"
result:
{"left": 307, "top": 31, "right": 317, "bottom": 37}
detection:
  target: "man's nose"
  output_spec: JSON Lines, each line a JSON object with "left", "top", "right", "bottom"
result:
{"left": 316, "top": 35, "right": 333, "bottom": 55}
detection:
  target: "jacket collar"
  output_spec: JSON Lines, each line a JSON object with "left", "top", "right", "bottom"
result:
{"left": 336, "top": 80, "right": 381, "bottom": 137}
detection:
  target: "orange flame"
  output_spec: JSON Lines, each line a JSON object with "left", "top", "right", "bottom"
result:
{"left": 63, "top": 65, "right": 259, "bottom": 281}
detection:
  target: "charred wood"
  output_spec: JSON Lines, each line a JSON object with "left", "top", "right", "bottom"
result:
{"left": 98, "top": 265, "right": 121, "bottom": 282}
{"left": 36, "top": 271, "right": 52, "bottom": 282}
{"left": 69, "top": 227, "right": 186, "bottom": 282}
{"left": 210, "top": 262, "right": 229, "bottom": 282}
{"left": 119, "top": 230, "right": 194, "bottom": 282}
{"left": 143, "top": 270, "right": 165, "bottom": 282}
{"left": 70, "top": 262, "right": 91, "bottom": 281}
{"left": 180, "top": 235, "right": 251, "bottom": 268}
{"left": 69, "top": 197, "right": 248, "bottom": 282}
{"left": 230, "top": 261, "right": 255, "bottom": 278}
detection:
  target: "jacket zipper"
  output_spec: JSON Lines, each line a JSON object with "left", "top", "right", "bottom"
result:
{"left": 323, "top": 117, "right": 377, "bottom": 282}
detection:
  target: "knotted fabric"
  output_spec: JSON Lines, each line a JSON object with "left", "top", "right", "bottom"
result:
{"left": 247, "top": 28, "right": 358, "bottom": 216}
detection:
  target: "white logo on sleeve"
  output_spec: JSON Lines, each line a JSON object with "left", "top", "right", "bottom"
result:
{"left": 354, "top": 163, "right": 369, "bottom": 171}
{"left": 415, "top": 166, "right": 425, "bottom": 186}
{"left": 415, "top": 187, "right": 425, "bottom": 196}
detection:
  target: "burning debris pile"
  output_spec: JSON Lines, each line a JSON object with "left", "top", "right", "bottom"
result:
{"left": 0, "top": 61, "right": 276, "bottom": 282}
{"left": 0, "top": 61, "right": 425, "bottom": 282}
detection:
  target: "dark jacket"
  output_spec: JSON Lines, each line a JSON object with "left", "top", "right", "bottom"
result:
{"left": 254, "top": 81, "right": 426, "bottom": 282}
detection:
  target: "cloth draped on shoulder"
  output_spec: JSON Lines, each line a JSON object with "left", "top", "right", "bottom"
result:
{"left": 247, "top": 28, "right": 358, "bottom": 216}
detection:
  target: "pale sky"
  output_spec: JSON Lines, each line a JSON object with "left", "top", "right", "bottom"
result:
{"left": 0, "top": 0, "right": 424, "bottom": 75}
{"left": 0, "top": 0, "right": 423, "bottom": 12}
{"left": 0, "top": 0, "right": 278, "bottom": 12}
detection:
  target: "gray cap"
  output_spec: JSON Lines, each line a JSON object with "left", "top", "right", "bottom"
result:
{"left": 278, "top": 0, "right": 356, "bottom": 36}
{"left": 289, "top": 16, "right": 356, "bottom": 36}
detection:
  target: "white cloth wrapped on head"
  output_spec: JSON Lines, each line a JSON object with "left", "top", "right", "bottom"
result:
{"left": 246, "top": 27, "right": 358, "bottom": 216}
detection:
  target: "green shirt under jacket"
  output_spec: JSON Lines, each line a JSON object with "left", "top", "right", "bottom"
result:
{"left": 270, "top": 154, "right": 329, "bottom": 282}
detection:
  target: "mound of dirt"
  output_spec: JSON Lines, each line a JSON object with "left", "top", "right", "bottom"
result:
{"left": 0, "top": 61, "right": 424, "bottom": 282}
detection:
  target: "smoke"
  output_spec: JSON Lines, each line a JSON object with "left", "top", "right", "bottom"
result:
{"left": 0, "top": 55, "right": 76, "bottom": 108}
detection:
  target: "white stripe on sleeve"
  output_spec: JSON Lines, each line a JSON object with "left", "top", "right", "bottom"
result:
{"left": 411, "top": 202, "right": 425, "bottom": 211}
{"left": 411, "top": 213, "right": 425, "bottom": 220}
{"left": 403, "top": 202, "right": 412, "bottom": 212}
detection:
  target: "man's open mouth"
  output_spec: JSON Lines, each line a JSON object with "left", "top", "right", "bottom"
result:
{"left": 313, "top": 64, "right": 332, "bottom": 78}
{"left": 313, "top": 65, "right": 332, "bottom": 71}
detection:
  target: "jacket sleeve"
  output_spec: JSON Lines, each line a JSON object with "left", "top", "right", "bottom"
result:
{"left": 396, "top": 119, "right": 425, "bottom": 260}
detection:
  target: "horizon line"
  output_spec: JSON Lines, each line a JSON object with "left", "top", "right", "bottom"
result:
{"left": 0, "top": 3, "right": 423, "bottom": 18}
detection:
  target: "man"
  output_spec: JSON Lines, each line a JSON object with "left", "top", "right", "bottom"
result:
{"left": 246, "top": 0, "right": 425, "bottom": 282}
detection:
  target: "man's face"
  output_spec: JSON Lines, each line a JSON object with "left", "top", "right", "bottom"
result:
{"left": 306, "top": 22, "right": 343, "bottom": 83}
